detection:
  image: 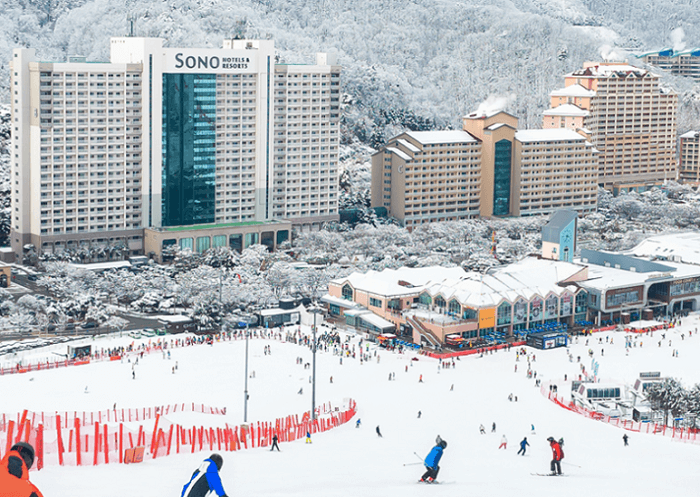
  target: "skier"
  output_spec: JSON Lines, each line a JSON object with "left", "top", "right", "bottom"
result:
{"left": 517, "top": 437, "right": 529, "bottom": 455}
{"left": 419, "top": 437, "right": 447, "bottom": 483}
{"left": 498, "top": 435, "right": 507, "bottom": 449}
{"left": 376, "top": 425, "right": 383, "bottom": 438}
{"left": 417, "top": 411, "right": 422, "bottom": 419}
{"left": 270, "top": 434, "right": 280, "bottom": 452}
{"left": 479, "top": 424, "right": 485, "bottom": 434}
{"left": 492, "top": 422, "right": 496, "bottom": 433}
{"left": 622, "top": 433, "right": 629, "bottom": 446}
{"left": 181, "top": 453, "right": 228, "bottom": 497}
{"left": 305, "top": 431, "right": 312, "bottom": 444}
{"left": 0, "top": 441, "right": 44, "bottom": 497}
{"left": 356, "top": 418, "right": 361, "bottom": 428}
{"left": 547, "top": 437, "right": 563, "bottom": 475}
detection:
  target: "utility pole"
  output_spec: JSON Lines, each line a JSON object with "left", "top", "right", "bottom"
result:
{"left": 309, "top": 303, "right": 322, "bottom": 421}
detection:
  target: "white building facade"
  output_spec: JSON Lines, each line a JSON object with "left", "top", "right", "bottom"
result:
{"left": 10, "top": 37, "right": 340, "bottom": 260}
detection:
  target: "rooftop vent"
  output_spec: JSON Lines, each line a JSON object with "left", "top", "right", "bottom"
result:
{"left": 68, "top": 56, "right": 87, "bottom": 63}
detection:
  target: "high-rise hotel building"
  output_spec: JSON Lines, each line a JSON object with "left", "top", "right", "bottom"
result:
{"left": 9, "top": 37, "right": 340, "bottom": 261}
{"left": 679, "top": 130, "right": 700, "bottom": 184}
{"left": 544, "top": 62, "right": 678, "bottom": 193}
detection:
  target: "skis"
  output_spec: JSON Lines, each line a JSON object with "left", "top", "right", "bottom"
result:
{"left": 531, "top": 473, "right": 568, "bottom": 477}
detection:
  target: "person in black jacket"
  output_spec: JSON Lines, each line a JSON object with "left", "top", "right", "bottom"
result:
{"left": 270, "top": 434, "right": 280, "bottom": 451}
{"left": 181, "top": 454, "right": 228, "bottom": 497}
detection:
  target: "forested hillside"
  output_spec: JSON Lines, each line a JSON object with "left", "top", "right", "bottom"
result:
{"left": 1, "top": 0, "right": 699, "bottom": 144}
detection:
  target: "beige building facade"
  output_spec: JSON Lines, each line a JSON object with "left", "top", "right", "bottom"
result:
{"left": 547, "top": 62, "right": 678, "bottom": 193}
{"left": 679, "top": 131, "right": 700, "bottom": 184}
{"left": 371, "top": 111, "right": 598, "bottom": 225}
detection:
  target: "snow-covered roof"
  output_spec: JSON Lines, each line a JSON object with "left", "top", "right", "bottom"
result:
{"left": 405, "top": 130, "right": 478, "bottom": 145}
{"left": 259, "top": 306, "right": 302, "bottom": 316}
{"left": 543, "top": 104, "right": 589, "bottom": 117}
{"left": 320, "top": 294, "right": 362, "bottom": 309}
{"left": 396, "top": 138, "right": 420, "bottom": 153}
{"left": 357, "top": 312, "right": 395, "bottom": 330}
{"left": 568, "top": 63, "right": 649, "bottom": 78}
{"left": 67, "top": 261, "right": 131, "bottom": 271}
{"left": 515, "top": 129, "right": 587, "bottom": 143}
{"left": 386, "top": 147, "right": 412, "bottom": 161}
{"left": 486, "top": 123, "right": 513, "bottom": 131}
{"left": 157, "top": 315, "right": 193, "bottom": 323}
{"left": 332, "top": 266, "right": 464, "bottom": 297}
{"left": 626, "top": 233, "right": 700, "bottom": 266}
{"left": 680, "top": 131, "right": 699, "bottom": 140}
{"left": 550, "top": 84, "right": 596, "bottom": 98}
{"left": 337, "top": 257, "right": 585, "bottom": 309}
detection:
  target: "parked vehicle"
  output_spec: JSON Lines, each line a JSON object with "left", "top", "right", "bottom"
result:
{"left": 81, "top": 321, "right": 97, "bottom": 329}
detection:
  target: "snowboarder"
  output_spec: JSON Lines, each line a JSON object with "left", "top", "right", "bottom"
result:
{"left": 517, "top": 437, "right": 529, "bottom": 455}
{"left": 298, "top": 387, "right": 303, "bottom": 395}
{"left": 270, "top": 434, "right": 280, "bottom": 452}
{"left": 419, "top": 374, "right": 423, "bottom": 383}
{"left": 376, "top": 426, "right": 383, "bottom": 438}
{"left": 623, "top": 433, "right": 629, "bottom": 446}
{"left": 547, "top": 437, "right": 563, "bottom": 475}
{"left": 498, "top": 435, "right": 507, "bottom": 449}
{"left": 419, "top": 438, "right": 447, "bottom": 483}
{"left": 1, "top": 441, "right": 44, "bottom": 497}
{"left": 417, "top": 411, "right": 422, "bottom": 419}
{"left": 181, "top": 453, "right": 228, "bottom": 497}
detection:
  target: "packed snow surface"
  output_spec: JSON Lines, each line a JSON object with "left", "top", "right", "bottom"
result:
{"left": 4, "top": 315, "right": 700, "bottom": 496}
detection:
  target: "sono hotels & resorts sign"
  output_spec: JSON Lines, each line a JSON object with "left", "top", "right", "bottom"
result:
{"left": 163, "top": 49, "right": 259, "bottom": 74}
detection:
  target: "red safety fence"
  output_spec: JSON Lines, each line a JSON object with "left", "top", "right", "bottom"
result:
{"left": 0, "top": 399, "right": 356, "bottom": 470}
{"left": 541, "top": 386, "right": 700, "bottom": 444}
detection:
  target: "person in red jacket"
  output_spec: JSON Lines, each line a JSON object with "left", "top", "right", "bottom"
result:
{"left": 547, "top": 437, "right": 563, "bottom": 475}
{"left": 0, "top": 441, "right": 44, "bottom": 497}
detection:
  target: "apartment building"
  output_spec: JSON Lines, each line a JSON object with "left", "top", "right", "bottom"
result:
{"left": 371, "top": 111, "right": 598, "bottom": 226}
{"left": 546, "top": 62, "right": 678, "bottom": 193}
{"left": 637, "top": 48, "right": 700, "bottom": 80}
{"left": 10, "top": 37, "right": 340, "bottom": 261}
{"left": 679, "top": 130, "right": 700, "bottom": 184}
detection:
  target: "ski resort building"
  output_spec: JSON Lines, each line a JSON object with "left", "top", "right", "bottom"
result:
{"left": 545, "top": 62, "right": 678, "bottom": 193}
{"left": 679, "top": 130, "right": 700, "bottom": 184}
{"left": 636, "top": 48, "right": 700, "bottom": 80}
{"left": 370, "top": 111, "right": 598, "bottom": 227}
{"left": 9, "top": 37, "right": 340, "bottom": 262}
{"left": 324, "top": 233, "right": 700, "bottom": 346}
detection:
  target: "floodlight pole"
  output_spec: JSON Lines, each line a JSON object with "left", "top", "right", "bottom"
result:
{"left": 244, "top": 319, "right": 249, "bottom": 423}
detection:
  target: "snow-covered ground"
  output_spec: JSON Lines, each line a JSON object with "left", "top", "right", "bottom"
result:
{"left": 4, "top": 315, "right": 700, "bottom": 496}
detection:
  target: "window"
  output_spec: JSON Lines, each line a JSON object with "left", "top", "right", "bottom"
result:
{"left": 369, "top": 297, "right": 382, "bottom": 308}
{"left": 497, "top": 302, "right": 511, "bottom": 325}
{"left": 448, "top": 299, "right": 461, "bottom": 315}
{"left": 419, "top": 292, "right": 432, "bottom": 306}
{"left": 342, "top": 284, "right": 353, "bottom": 301}
{"left": 434, "top": 296, "right": 446, "bottom": 308}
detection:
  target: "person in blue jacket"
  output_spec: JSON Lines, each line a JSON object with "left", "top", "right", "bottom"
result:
{"left": 182, "top": 453, "right": 228, "bottom": 497}
{"left": 517, "top": 436, "right": 530, "bottom": 455}
{"left": 420, "top": 437, "right": 447, "bottom": 483}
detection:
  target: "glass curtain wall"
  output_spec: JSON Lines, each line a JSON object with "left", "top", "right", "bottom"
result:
{"left": 162, "top": 73, "right": 217, "bottom": 226}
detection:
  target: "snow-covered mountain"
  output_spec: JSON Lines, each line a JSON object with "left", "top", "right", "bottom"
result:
{"left": 1, "top": 0, "right": 699, "bottom": 145}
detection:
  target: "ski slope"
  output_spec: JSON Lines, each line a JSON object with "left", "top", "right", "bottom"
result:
{"left": 4, "top": 315, "right": 700, "bottom": 497}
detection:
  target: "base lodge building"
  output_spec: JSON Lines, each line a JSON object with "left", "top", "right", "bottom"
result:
{"left": 323, "top": 233, "right": 700, "bottom": 345}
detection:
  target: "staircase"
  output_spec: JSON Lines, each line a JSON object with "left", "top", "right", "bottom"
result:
{"left": 406, "top": 315, "right": 441, "bottom": 349}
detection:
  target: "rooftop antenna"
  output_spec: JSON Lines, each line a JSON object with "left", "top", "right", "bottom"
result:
{"left": 127, "top": 14, "right": 136, "bottom": 37}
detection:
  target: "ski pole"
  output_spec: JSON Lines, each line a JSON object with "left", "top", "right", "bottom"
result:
{"left": 414, "top": 451, "right": 424, "bottom": 462}
{"left": 562, "top": 461, "right": 581, "bottom": 468}
{"left": 403, "top": 461, "right": 423, "bottom": 466}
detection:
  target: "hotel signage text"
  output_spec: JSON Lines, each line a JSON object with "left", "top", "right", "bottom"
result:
{"left": 164, "top": 49, "right": 258, "bottom": 74}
